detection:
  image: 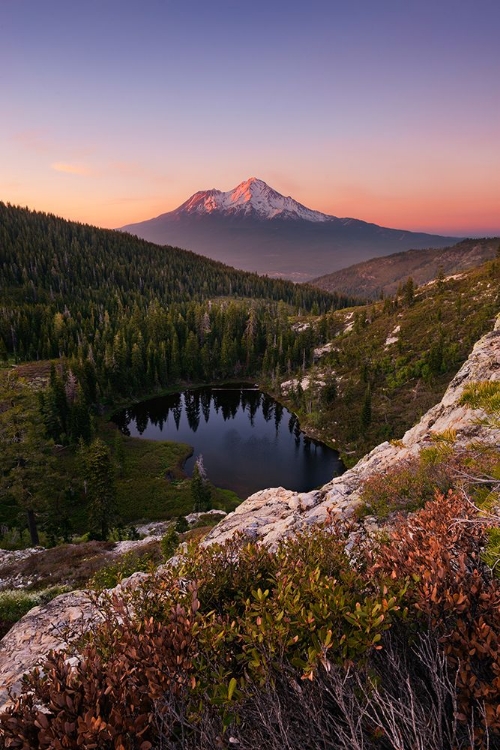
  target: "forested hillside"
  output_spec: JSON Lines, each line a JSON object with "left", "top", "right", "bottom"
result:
{"left": 0, "top": 202, "right": 354, "bottom": 401}
{"left": 0, "top": 203, "right": 355, "bottom": 548}
{"left": 276, "top": 260, "right": 500, "bottom": 462}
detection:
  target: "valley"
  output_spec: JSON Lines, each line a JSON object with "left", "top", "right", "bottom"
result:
{"left": 4, "top": 2, "right": 500, "bottom": 744}
{"left": 1, "top": 202, "right": 499, "bottom": 748}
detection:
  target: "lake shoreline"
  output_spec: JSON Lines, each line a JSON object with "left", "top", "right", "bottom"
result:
{"left": 112, "top": 385, "right": 343, "bottom": 499}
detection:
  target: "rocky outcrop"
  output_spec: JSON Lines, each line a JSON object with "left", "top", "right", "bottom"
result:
{"left": 0, "top": 571, "right": 150, "bottom": 712}
{"left": 204, "top": 313, "right": 500, "bottom": 548}
{"left": 0, "top": 591, "right": 96, "bottom": 710}
{"left": 0, "top": 314, "right": 498, "bottom": 713}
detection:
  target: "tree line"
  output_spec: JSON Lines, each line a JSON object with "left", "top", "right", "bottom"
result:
{"left": 0, "top": 202, "right": 357, "bottom": 402}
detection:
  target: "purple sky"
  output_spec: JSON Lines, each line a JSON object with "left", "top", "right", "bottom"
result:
{"left": 2, "top": 0, "right": 500, "bottom": 235}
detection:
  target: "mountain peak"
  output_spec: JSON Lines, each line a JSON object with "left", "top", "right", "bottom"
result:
{"left": 175, "top": 178, "right": 333, "bottom": 222}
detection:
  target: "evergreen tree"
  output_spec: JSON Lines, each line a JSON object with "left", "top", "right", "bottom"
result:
{"left": 80, "top": 438, "right": 117, "bottom": 540}
{"left": 361, "top": 386, "right": 372, "bottom": 429}
{"left": 0, "top": 376, "right": 58, "bottom": 545}
{"left": 403, "top": 277, "right": 415, "bottom": 307}
{"left": 191, "top": 454, "right": 212, "bottom": 512}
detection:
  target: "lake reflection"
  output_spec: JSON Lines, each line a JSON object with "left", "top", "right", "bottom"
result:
{"left": 113, "top": 388, "right": 344, "bottom": 499}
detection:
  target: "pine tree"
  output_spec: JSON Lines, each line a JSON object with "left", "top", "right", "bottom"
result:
{"left": 80, "top": 438, "right": 117, "bottom": 540}
{"left": 191, "top": 454, "right": 212, "bottom": 512}
{"left": 403, "top": 277, "right": 415, "bottom": 307}
{"left": 361, "top": 386, "right": 372, "bottom": 429}
{"left": 0, "top": 376, "right": 58, "bottom": 545}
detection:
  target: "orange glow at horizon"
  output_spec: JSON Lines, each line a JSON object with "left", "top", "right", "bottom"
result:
{"left": 4, "top": 179, "right": 499, "bottom": 237}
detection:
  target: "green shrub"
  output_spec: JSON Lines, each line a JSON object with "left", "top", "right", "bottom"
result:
{"left": 175, "top": 515, "right": 189, "bottom": 533}
{"left": 89, "top": 548, "right": 159, "bottom": 590}
{"left": 359, "top": 455, "right": 452, "bottom": 518}
{"left": 160, "top": 527, "right": 179, "bottom": 560}
{"left": 483, "top": 527, "right": 500, "bottom": 577}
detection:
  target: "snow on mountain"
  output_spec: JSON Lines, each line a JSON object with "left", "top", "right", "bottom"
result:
{"left": 176, "top": 177, "right": 333, "bottom": 222}
{"left": 120, "top": 179, "right": 463, "bottom": 281}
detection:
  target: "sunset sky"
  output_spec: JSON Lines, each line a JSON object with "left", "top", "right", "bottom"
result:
{"left": 2, "top": 0, "right": 500, "bottom": 236}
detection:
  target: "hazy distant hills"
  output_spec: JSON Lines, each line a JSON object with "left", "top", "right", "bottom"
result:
{"left": 310, "top": 238, "right": 500, "bottom": 299}
{"left": 120, "top": 178, "right": 461, "bottom": 281}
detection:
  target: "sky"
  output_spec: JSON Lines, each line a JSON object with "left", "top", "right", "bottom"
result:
{"left": 2, "top": 0, "right": 500, "bottom": 236}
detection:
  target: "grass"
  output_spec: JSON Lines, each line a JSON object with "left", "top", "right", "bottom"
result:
{"left": 0, "top": 585, "right": 71, "bottom": 639}
{"left": 113, "top": 434, "right": 194, "bottom": 522}
{"left": 0, "top": 419, "right": 241, "bottom": 543}
{"left": 102, "top": 421, "right": 241, "bottom": 524}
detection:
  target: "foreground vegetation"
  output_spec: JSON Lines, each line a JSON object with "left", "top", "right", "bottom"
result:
{"left": 0, "top": 382, "right": 498, "bottom": 747}
{"left": 1, "top": 487, "right": 499, "bottom": 748}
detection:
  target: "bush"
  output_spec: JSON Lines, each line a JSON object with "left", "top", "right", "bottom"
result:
{"left": 160, "top": 527, "right": 179, "bottom": 560}
{"left": 369, "top": 491, "right": 500, "bottom": 740}
{"left": 359, "top": 454, "right": 453, "bottom": 518}
{"left": 89, "top": 547, "right": 160, "bottom": 590}
{"left": 1, "top": 495, "right": 500, "bottom": 748}
{"left": 175, "top": 515, "right": 189, "bottom": 533}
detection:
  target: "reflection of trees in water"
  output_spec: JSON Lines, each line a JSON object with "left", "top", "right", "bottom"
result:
{"left": 113, "top": 410, "right": 130, "bottom": 437}
{"left": 132, "top": 397, "right": 173, "bottom": 433}
{"left": 274, "top": 402, "right": 283, "bottom": 435}
{"left": 261, "top": 394, "right": 274, "bottom": 422}
{"left": 200, "top": 390, "right": 211, "bottom": 424}
{"left": 285, "top": 414, "right": 301, "bottom": 449}
{"left": 184, "top": 390, "right": 201, "bottom": 432}
{"left": 212, "top": 390, "right": 223, "bottom": 414}
{"left": 219, "top": 389, "right": 241, "bottom": 421}
{"left": 171, "top": 393, "right": 182, "bottom": 430}
{"left": 243, "top": 390, "right": 261, "bottom": 427}
{"left": 135, "top": 409, "right": 149, "bottom": 435}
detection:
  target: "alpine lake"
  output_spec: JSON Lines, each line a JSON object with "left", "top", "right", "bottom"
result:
{"left": 113, "top": 386, "right": 344, "bottom": 500}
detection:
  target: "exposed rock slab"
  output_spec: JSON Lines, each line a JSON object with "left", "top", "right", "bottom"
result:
{"left": 0, "top": 591, "right": 96, "bottom": 710}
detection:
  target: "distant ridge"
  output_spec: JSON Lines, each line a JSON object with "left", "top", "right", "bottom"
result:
{"left": 121, "top": 178, "right": 462, "bottom": 281}
{"left": 310, "top": 238, "right": 500, "bottom": 299}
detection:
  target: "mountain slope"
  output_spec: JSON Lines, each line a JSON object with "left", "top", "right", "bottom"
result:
{"left": 311, "top": 237, "right": 500, "bottom": 298}
{"left": 0, "top": 202, "right": 352, "bottom": 402}
{"left": 207, "top": 311, "right": 500, "bottom": 548}
{"left": 269, "top": 258, "right": 500, "bottom": 463}
{"left": 121, "top": 178, "right": 461, "bottom": 281}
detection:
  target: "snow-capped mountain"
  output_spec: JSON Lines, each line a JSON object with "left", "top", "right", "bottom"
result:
{"left": 121, "top": 179, "right": 462, "bottom": 281}
{"left": 177, "top": 177, "right": 332, "bottom": 222}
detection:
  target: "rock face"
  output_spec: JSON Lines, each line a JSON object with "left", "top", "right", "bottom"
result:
{"left": 204, "top": 313, "right": 500, "bottom": 548}
{"left": 0, "top": 314, "right": 498, "bottom": 713}
{"left": 0, "top": 592, "right": 96, "bottom": 710}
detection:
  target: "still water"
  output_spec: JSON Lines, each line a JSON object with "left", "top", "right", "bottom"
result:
{"left": 113, "top": 387, "right": 344, "bottom": 499}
